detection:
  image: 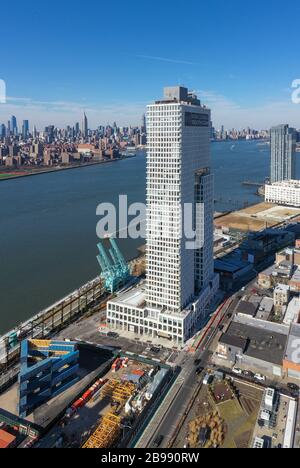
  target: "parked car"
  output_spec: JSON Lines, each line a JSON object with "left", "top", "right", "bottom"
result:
{"left": 243, "top": 370, "right": 254, "bottom": 378}
{"left": 287, "top": 383, "right": 299, "bottom": 392}
{"left": 203, "top": 374, "right": 213, "bottom": 385}
{"left": 107, "top": 332, "right": 119, "bottom": 339}
{"left": 150, "top": 347, "right": 160, "bottom": 354}
{"left": 232, "top": 367, "right": 243, "bottom": 375}
{"left": 195, "top": 367, "right": 204, "bottom": 375}
{"left": 254, "top": 373, "right": 266, "bottom": 382}
{"left": 153, "top": 435, "right": 164, "bottom": 448}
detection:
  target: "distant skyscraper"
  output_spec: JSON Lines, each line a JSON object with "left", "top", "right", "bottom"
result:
{"left": 0, "top": 124, "right": 6, "bottom": 138}
{"left": 141, "top": 113, "right": 146, "bottom": 132}
{"left": 45, "top": 125, "right": 55, "bottom": 143}
{"left": 81, "top": 112, "right": 88, "bottom": 139}
{"left": 270, "top": 124, "right": 297, "bottom": 183}
{"left": 75, "top": 122, "right": 80, "bottom": 136}
{"left": 11, "top": 115, "right": 17, "bottom": 135}
{"left": 22, "top": 120, "right": 29, "bottom": 139}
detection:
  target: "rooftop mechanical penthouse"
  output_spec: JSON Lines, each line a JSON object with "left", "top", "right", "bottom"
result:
{"left": 106, "top": 87, "right": 219, "bottom": 346}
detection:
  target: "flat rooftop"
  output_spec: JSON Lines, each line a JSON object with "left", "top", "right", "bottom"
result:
{"left": 110, "top": 284, "right": 146, "bottom": 309}
{"left": 236, "top": 301, "right": 258, "bottom": 317}
{"left": 257, "top": 297, "right": 274, "bottom": 321}
{"left": 219, "top": 333, "right": 247, "bottom": 350}
{"left": 274, "top": 284, "right": 290, "bottom": 293}
{"left": 225, "top": 320, "right": 288, "bottom": 366}
{"left": 285, "top": 323, "right": 300, "bottom": 363}
{"left": 109, "top": 281, "right": 192, "bottom": 320}
{"left": 284, "top": 297, "right": 300, "bottom": 325}
{"left": 215, "top": 251, "right": 251, "bottom": 273}
{"left": 234, "top": 314, "right": 290, "bottom": 336}
{"left": 267, "top": 180, "right": 300, "bottom": 189}
{"left": 291, "top": 267, "right": 300, "bottom": 282}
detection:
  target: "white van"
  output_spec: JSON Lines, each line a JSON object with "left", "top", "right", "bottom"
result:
{"left": 203, "top": 374, "right": 213, "bottom": 385}
{"left": 254, "top": 373, "right": 266, "bottom": 382}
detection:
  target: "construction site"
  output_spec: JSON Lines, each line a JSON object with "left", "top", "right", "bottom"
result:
{"left": 36, "top": 352, "right": 172, "bottom": 448}
{"left": 0, "top": 342, "right": 173, "bottom": 449}
{"left": 0, "top": 234, "right": 174, "bottom": 449}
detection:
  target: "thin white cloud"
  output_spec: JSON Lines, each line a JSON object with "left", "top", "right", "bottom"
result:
{"left": 1, "top": 89, "right": 299, "bottom": 130}
{"left": 0, "top": 97, "right": 147, "bottom": 129}
{"left": 199, "top": 90, "right": 300, "bottom": 129}
{"left": 136, "top": 55, "right": 198, "bottom": 66}
{"left": 198, "top": 90, "right": 240, "bottom": 110}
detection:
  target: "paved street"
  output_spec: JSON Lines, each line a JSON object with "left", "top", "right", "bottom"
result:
{"left": 135, "top": 297, "right": 234, "bottom": 448}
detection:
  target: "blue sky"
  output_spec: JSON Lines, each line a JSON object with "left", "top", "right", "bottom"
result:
{"left": 1, "top": 0, "right": 300, "bottom": 129}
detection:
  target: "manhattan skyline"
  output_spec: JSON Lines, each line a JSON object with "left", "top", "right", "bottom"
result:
{"left": 1, "top": 0, "right": 300, "bottom": 129}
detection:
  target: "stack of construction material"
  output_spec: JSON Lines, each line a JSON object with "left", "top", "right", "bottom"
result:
{"left": 82, "top": 413, "right": 121, "bottom": 449}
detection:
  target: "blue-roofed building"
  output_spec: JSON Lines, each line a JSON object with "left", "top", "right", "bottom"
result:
{"left": 19, "top": 339, "right": 80, "bottom": 418}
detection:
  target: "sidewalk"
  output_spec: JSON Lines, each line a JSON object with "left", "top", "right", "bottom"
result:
{"left": 189, "top": 297, "right": 232, "bottom": 353}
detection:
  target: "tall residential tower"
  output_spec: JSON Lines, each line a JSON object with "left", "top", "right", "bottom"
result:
{"left": 270, "top": 124, "right": 297, "bottom": 183}
{"left": 81, "top": 112, "right": 88, "bottom": 139}
{"left": 146, "top": 87, "right": 215, "bottom": 314}
{"left": 106, "top": 87, "right": 219, "bottom": 346}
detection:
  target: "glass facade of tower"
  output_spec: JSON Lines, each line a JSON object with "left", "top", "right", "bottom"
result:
{"left": 271, "top": 124, "right": 297, "bottom": 183}
{"left": 146, "top": 94, "right": 214, "bottom": 314}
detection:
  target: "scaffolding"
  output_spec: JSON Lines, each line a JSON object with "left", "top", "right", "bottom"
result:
{"left": 82, "top": 413, "right": 122, "bottom": 449}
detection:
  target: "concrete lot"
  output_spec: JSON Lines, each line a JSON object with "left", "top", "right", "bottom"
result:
{"left": 215, "top": 202, "right": 300, "bottom": 232}
{"left": 55, "top": 311, "right": 178, "bottom": 363}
